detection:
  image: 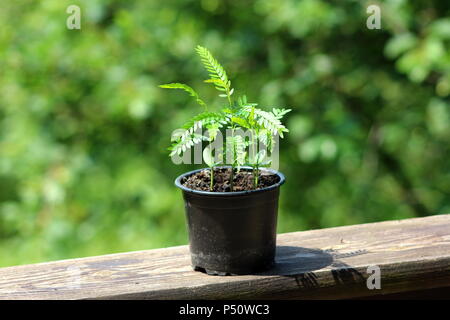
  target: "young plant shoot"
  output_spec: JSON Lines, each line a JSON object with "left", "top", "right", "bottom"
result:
{"left": 160, "top": 46, "right": 291, "bottom": 191}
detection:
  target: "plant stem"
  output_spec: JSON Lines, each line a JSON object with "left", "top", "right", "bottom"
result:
{"left": 255, "top": 167, "right": 259, "bottom": 189}
{"left": 226, "top": 88, "right": 233, "bottom": 108}
{"left": 227, "top": 92, "right": 235, "bottom": 192}
{"left": 256, "top": 167, "right": 259, "bottom": 188}
{"left": 210, "top": 167, "right": 214, "bottom": 191}
{"left": 250, "top": 128, "right": 257, "bottom": 189}
{"left": 230, "top": 166, "right": 234, "bottom": 191}
{"left": 252, "top": 165, "right": 256, "bottom": 189}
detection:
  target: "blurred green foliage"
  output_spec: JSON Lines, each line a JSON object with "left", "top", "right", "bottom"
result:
{"left": 0, "top": 0, "right": 449, "bottom": 267}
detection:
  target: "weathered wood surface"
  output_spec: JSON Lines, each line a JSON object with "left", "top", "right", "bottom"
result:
{"left": 0, "top": 214, "right": 449, "bottom": 300}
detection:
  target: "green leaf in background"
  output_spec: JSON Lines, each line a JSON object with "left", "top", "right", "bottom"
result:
{"left": 0, "top": 0, "right": 449, "bottom": 267}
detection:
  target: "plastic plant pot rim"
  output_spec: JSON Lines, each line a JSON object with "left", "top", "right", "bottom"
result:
{"left": 174, "top": 166, "right": 285, "bottom": 197}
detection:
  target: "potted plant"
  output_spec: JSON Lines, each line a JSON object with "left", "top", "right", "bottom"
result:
{"left": 160, "top": 46, "right": 290, "bottom": 275}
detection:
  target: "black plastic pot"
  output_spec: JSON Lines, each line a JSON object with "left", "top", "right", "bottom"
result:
{"left": 175, "top": 167, "right": 285, "bottom": 275}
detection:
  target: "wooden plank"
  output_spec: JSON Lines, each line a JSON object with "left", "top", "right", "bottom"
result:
{"left": 356, "top": 286, "right": 450, "bottom": 300}
{"left": 0, "top": 214, "right": 449, "bottom": 300}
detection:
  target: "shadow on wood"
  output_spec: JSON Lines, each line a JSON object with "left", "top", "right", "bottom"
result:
{"left": 258, "top": 246, "right": 368, "bottom": 289}
{"left": 262, "top": 246, "right": 334, "bottom": 276}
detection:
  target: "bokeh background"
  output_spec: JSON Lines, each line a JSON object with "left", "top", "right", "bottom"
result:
{"left": 1, "top": 0, "right": 449, "bottom": 267}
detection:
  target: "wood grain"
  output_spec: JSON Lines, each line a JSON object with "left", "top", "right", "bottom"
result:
{"left": 0, "top": 214, "right": 450, "bottom": 299}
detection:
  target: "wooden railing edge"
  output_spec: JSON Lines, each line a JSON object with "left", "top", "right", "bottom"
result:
{"left": 0, "top": 214, "right": 449, "bottom": 300}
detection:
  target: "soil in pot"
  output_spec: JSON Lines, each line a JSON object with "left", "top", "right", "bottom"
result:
{"left": 181, "top": 167, "right": 280, "bottom": 192}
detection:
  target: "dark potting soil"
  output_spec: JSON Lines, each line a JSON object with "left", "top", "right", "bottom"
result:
{"left": 181, "top": 168, "right": 279, "bottom": 192}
